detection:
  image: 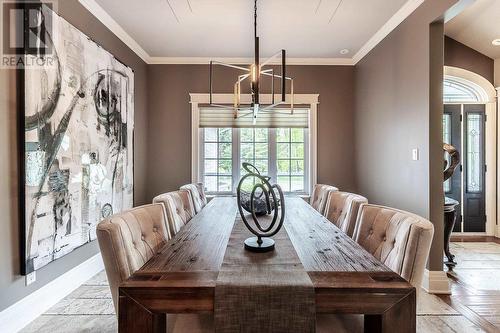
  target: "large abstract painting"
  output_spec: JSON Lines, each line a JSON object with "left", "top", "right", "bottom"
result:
{"left": 21, "top": 5, "right": 134, "bottom": 274}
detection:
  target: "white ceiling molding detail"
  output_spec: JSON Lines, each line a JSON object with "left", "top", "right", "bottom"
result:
{"left": 79, "top": 0, "right": 424, "bottom": 66}
{"left": 148, "top": 57, "right": 355, "bottom": 66}
{"left": 79, "top": 0, "right": 150, "bottom": 62}
{"left": 352, "top": 0, "right": 424, "bottom": 64}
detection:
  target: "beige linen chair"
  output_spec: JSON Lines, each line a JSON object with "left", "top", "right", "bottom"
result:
{"left": 353, "top": 204, "right": 434, "bottom": 286}
{"left": 323, "top": 191, "right": 368, "bottom": 237}
{"left": 195, "top": 182, "right": 208, "bottom": 205}
{"left": 317, "top": 204, "right": 434, "bottom": 333}
{"left": 310, "top": 184, "right": 338, "bottom": 214}
{"left": 97, "top": 204, "right": 213, "bottom": 333}
{"left": 153, "top": 189, "right": 196, "bottom": 236}
{"left": 180, "top": 183, "right": 207, "bottom": 214}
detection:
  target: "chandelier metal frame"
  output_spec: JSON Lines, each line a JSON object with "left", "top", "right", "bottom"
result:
{"left": 208, "top": 0, "right": 295, "bottom": 123}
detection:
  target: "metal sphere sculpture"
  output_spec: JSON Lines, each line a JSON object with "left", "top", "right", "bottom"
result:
{"left": 237, "top": 162, "right": 285, "bottom": 252}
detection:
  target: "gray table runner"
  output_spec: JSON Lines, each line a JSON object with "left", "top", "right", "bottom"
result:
{"left": 214, "top": 214, "right": 316, "bottom": 333}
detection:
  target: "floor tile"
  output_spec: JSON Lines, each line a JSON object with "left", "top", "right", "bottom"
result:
{"left": 83, "top": 271, "right": 109, "bottom": 286}
{"left": 46, "top": 298, "right": 115, "bottom": 315}
{"left": 417, "top": 289, "right": 458, "bottom": 315}
{"left": 67, "top": 285, "right": 112, "bottom": 299}
{"left": 417, "top": 315, "right": 485, "bottom": 333}
{"left": 21, "top": 315, "right": 117, "bottom": 333}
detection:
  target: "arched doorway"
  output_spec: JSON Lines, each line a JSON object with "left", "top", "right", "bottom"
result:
{"left": 443, "top": 66, "right": 497, "bottom": 236}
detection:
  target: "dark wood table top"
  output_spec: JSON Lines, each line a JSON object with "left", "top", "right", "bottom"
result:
{"left": 121, "top": 197, "right": 414, "bottom": 314}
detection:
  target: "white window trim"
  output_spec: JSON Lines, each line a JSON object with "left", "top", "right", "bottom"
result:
{"left": 190, "top": 93, "right": 319, "bottom": 195}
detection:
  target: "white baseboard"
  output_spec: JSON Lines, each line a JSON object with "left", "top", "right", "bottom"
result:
{"left": 0, "top": 253, "right": 104, "bottom": 333}
{"left": 421, "top": 269, "right": 451, "bottom": 294}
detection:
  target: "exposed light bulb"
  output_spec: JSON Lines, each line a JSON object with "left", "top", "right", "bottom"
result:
{"left": 492, "top": 39, "right": 500, "bottom": 46}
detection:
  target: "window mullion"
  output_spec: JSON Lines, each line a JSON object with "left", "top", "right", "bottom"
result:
{"left": 199, "top": 128, "right": 204, "bottom": 183}
{"left": 216, "top": 129, "right": 220, "bottom": 192}
{"left": 269, "top": 128, "right": 277, "bottom": 182}
{"left": 232, "top": 128, "right": 239, "bottom": 194}
{"left": 288, "top": 129, "right": 292, "bottom": 192}
{"left": 304, "top": 128, "right": 310, "bottom": 194}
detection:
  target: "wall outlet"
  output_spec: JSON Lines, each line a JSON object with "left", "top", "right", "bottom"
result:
{"left": 412, "top": 148, "right": 419, "bottom": 161}
{"left": 25, "top": 271, "right": 36, "bottom": 286}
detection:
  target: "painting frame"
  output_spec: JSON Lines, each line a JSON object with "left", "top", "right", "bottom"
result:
{"left": 18, "top": 2, "right": 135, "bottom": 275}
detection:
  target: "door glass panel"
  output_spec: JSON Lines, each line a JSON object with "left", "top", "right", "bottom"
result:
{"left": 467, "top": 114, "right": 481, "bottom": 193}
{"left": 443, "top": 114, "right": 452, "bottom": 193}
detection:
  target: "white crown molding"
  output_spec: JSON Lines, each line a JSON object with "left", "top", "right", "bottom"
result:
{"left": 0, "top": 254, "right": 104, "bottom": 333}
{"left": 78, "top": 0, "right": 150, "bottom": 62}
{"left": 149, "top": 57, "right": 354, "bottom": 66}
{"left": 79, "top": 0, "right": 424, "bottom": 66}
{"left": 352, "top": 0, "right": 425, "bottom": 64}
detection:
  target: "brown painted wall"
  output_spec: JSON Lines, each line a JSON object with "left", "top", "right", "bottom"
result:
{"left": 445, "top": 36, "right": 495, "bottom": 83}
{"left": 354, "top": 0, "right": 456, "bottom": 271}
{"left": 146, "top": 65, "right": 355, "bottom": 201}
{"left": 0, "top": 0, "right": 148, "bottom": 311}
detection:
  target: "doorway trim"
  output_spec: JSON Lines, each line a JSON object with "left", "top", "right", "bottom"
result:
{"left": 444, "top": 66, "right": 498, "bottom": 237}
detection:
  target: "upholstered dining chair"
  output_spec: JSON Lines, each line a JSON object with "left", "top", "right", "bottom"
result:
{"left": 96, "top": 204, "right": 213, "bottom": 332}
{"left": 323, "top": 191, "right": 368, "bottom": 238}
{"left": 317, "top": 204, "right": 434, "bottom": 333}
{"left": 153, "top": 189, "right": 196, "bottom": 236}
{"left": 195, "top": 182, "right": 208, "bottom": 205}
{"left": 180, "top": 183, "right": 207, "bottom": 214}
{"left": 310, "top": 184, "right": 338, "bottom": 215}
{"left": 352, "top": 204, "right": 434, "bottom": 286}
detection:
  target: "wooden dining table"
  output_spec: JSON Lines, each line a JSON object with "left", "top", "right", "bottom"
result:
{"left": 118, "top": 196, "right": 416, "bottom": 333}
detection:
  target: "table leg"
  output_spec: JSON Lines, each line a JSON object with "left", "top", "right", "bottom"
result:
{"left": 119, "top": 293, "right": 166, "bottom": 333}
{"left": 364, "top": 290, "right": 416, "bottom": 333}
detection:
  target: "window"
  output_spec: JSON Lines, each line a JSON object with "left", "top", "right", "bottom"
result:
{"left": 203, "top": 128, "right": 233, "bottom": 193}
{"left": 276, "top": 128, "right": 305, "bottom": 192}
{"left": 191, "top": 93, "right": 318, "bottom": 196}
{"left": 443, "top": 77, "right": 483, "bottom": 103}
{"left": 201, "top": 127, "right": 309, "bottom": 195}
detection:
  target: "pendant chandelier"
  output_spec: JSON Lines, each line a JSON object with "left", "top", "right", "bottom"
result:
{"left": 209, "top": 0, "right": 295, "bottom": 124}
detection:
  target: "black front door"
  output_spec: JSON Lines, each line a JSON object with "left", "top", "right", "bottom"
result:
{"left": 443, "top": 104, "right": 486, "bottom": 233}
{"left": 443, "top": 105, "right": 462, "bottom": 232}
{"left": 463, "top": 105, "right": 486, "bottom": 232}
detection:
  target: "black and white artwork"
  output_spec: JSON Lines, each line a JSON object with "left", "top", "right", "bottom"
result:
{"left": 22, "top": 5, "right": 134, "bottom": 273}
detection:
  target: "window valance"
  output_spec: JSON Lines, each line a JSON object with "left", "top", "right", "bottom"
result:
{"left": 198, "top": 107, "right": 309, "bottom": 128}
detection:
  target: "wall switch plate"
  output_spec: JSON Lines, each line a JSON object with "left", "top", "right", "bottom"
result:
{"left": 26, "top": 271, "right": 36, "bottom": 286}
{"left": 412, "top": 148, "right": 419, "bottom": 161}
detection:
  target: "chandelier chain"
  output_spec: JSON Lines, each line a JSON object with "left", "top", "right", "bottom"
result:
{"left": 254, "top": 0, "right": 257, "bottom": 39}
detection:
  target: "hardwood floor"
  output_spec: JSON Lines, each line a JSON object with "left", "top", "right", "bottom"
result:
{"left": 450, "top": 235, "right": 500, "bottom": 245}
{"left": 437, "top": 241, "right": 500, "bottom": 333}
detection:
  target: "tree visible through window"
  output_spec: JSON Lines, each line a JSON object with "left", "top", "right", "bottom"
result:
{"left": 203, "top": 128, "right": 233, "bottom": 193}
{"left": 277, "top": 128, "right": 305, "bottom": 192}
{"left": 201, "top": 127, "right": 308, "bottom": 194}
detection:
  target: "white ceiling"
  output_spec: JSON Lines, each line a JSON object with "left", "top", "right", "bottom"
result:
{"left": 81, "top": 0, "right": 423, "bottom": 64}
{"left": 445, "top": 0, "right": 500, "bottom": 59}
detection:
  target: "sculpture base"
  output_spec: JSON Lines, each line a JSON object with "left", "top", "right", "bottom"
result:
{"left": 244, "top": 237, "right": 275, "bottom": 253}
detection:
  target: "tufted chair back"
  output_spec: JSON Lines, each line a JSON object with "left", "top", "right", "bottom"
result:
{"left": 153, "top": 189, "right": 195, "bottom": 236}
{"left": 96, "top": 203, "right": 171, "bottom": 312}
{"left": 180, "top": 183, "right": 207, "bottom": 214}
{"left": 195, "top": 182, "right": 208, "bottom": 205}
{"left": 310, "top": 184, "right": 338, "bottom": 214}
{"left": 324, "top": 191, "right": 368, "bottom": 237}
{"left": 353, "top": 204, "right": 434, "bottom": 286}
